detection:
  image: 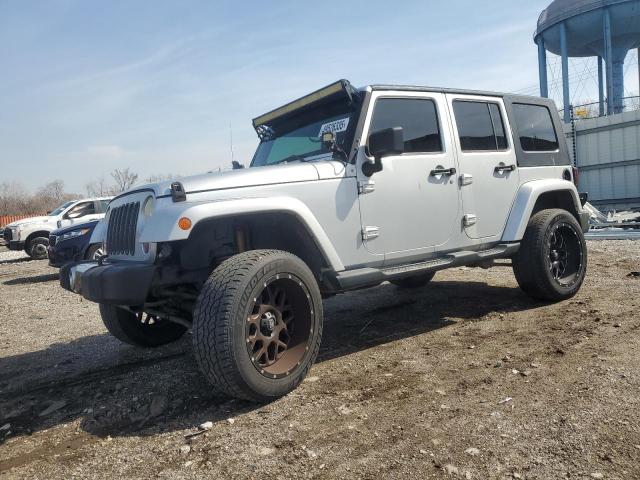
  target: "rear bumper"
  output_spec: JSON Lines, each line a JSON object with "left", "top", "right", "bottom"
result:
{"left": 8, "top": 240, "right": 25, "bottom": 251}
{"left": 60, "top": 261, "right": 156, "bottom": 305}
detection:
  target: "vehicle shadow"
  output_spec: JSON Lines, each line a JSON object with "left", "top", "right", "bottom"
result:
{"left": 0, "top": 279, "right": 542, "bottom": 455}
{"left": 3, "top": 273, "right": 59, "bottom": 286}
{"left": 0, "top": 257, "right": 33, "bottom": 266}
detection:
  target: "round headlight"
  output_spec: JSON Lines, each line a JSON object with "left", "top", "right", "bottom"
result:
{"left": 142, "top": 196, "right": 155, "bottom": 217}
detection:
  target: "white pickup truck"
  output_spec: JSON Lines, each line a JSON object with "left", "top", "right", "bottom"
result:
{"left": 3, "top": 197, "right": 111, "bottom": 259}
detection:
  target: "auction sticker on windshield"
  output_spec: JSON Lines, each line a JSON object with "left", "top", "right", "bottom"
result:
{"left": 319, "top": 118, "right": 350, "bottom": 136}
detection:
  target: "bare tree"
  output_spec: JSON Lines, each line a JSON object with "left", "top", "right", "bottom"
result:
{"left": 0, "top": 180, "right": 78, "bottom": 217}
{"left": 110, "top": 168, "right": 138, "bottom": 193}
{"left": 37, "top": 180, "right": 66, "bottom": 204}
{"left": 86, "top": 176, "right": 109, "bottom": 196}
{"left": 0, "top": 181, "right": 29, "bottom": 216}
{"left": 144, "top": 173, "right": 180, "bottom": 184}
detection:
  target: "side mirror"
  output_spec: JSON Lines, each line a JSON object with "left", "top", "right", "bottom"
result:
{"left": 363, "top": 127, "right": 404, "bottom": 177}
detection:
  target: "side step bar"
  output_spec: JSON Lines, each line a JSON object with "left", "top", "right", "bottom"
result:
{"left": 334, "top": 243, "right": 519, "bottom": 291}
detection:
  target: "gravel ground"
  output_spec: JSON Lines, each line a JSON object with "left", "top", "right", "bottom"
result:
{"left": 0, "top": 242, "right": 639, "bottom": 479}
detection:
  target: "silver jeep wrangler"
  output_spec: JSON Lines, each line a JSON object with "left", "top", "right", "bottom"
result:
{"left": 61, "top": 80, "right": 589, "bottom": 401}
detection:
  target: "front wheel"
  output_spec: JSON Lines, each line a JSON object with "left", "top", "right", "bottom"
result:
{"left": 192, "top": 250, "right": 323, "bottom": 402}
{"left": 513, "top": 209, "right": 587, "bottom": 301}
{"left": 85, "top": 243, "right": 105, "bottom": 260}
{"left": 99, "top": 304, "right": 187, "bottom": 347}
{"left": 26, "top": 237, "right": 49, "bottom": 260}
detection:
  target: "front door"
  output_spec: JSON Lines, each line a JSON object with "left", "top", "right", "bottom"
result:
{"left": 357, "top": 91, "right": 460, "bottom": 262}
{"left": 447, "top": 95, "right": 520, "bottom": 241}
{"left": 59, "top": 201, "right": 100, "bottom": 228}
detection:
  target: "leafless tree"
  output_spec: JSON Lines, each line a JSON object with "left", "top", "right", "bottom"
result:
{"left": 144, "top": 173, "right": 180, "bottom": 184}
{"left": 86, "top": 176, "right": 109, "bottom": 196}
{"left": 37, "top": 180, "right": 66, "bottom": 204}
{"left": 0, "top": 180, "right": 78, "bottom": 217}
{"left": 110, "top": 168, "right": 138, "bottom": 193}
{"left": 0, "top": 181, "right": 29, "bottom": 215}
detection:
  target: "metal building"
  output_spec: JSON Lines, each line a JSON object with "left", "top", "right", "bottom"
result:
{"left": 563, "top": 110, "right": 640, "bottom": 210}
{"left": 535, "top": 0, "right": 640, "bottom": 211}
{"left": 534, "top": 0, "right": 640, "bottom": 122}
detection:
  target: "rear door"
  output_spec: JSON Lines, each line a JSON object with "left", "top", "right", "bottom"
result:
{"left": 447, "top": 95, "right": 519, "bottom": 241}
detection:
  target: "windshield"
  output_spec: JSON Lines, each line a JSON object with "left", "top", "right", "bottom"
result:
{"left": 49, "top": 200, "right": 75, "bottom": 216}
{"left": 251, "top": 110, "right": 357, "bottom": 167}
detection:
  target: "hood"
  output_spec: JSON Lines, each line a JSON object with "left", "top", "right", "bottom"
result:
{"left": 5, "top": 215, "right": 52, "bottom": 228}
{"left": 118, "top": 162, "right": 322, "bottom": 200}
{"left": 50, "top": 219, "right": 99, "bottom": 236}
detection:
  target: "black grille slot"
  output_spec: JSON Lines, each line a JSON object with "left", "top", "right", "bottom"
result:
{"left": 3, "top": 228, "right": 12, "bottom": 242}
{"left": 106, "top": 201, "right": 140, "bottom": 255}
{"left": 49, "top": 235, "right": 57, "bottom": 247}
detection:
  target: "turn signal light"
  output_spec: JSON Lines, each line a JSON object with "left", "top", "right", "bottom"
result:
{"left": 178, "top": 217, "right": 192, "bottom": 230}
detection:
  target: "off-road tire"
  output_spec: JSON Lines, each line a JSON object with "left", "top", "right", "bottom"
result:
{"left": 26, "top": 237, "right": 49, "bottom": 260}
{"left": 192, "top": 250, "right": 323, "bottom": 402}
{"left": 513, "top": 208, "right": 587, "bottom": 301}
{"left": 99, "top": 304, "right": 187, "bottom": 347}
{"left": 391, "top": 272, "right": 436, "bottom": 288}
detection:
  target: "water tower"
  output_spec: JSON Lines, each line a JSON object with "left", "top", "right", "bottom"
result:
{"left": 534, "top": 0, "right": 640, "bottom": 122}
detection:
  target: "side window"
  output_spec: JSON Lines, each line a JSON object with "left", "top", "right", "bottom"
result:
{"left": 97, "top": 200, "right": 110, "bottom": 213}
{"left": 66, "top": 201, "right": 95, "bottom": 219}
{"left": 512, "top": 103, "right": 559, "bottom": 152}
{"left": 369, "top": 98, "right": 442, "bottom": 153}
{"left": 453, "top": 100, "right": 509, "bottom": 152}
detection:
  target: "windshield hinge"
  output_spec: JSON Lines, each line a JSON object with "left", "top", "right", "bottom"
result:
{"left": 358, "top": 181, "right": 375, "bottom": 195}
{"left": 361, "top": 226, "right": 380, "bottom": 241}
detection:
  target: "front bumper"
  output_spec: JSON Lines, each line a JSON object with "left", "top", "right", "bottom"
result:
{"left": 48, "top": 241, "right": 86, "bottom": 268}
{"left": 9, "top": 240, "right": 25, "bottom": 251}
{"left": 60, "top": 261, "right": 156, "bottom": 305}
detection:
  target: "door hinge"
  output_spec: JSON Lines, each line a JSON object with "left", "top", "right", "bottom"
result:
{"left": 361, "top": 226, "right": 380, "bottom": 240}
{"left": 463, "top": 214, "right": 477, "bottom": 227}
{"left": 358, "top": 181, "right": 375, "bottom": 195}
{"left": 459, "top": 173, "right": 473, "bottom": 186}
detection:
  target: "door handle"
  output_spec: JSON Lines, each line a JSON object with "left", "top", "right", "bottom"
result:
{"left": 494, "top": 164, "right": 516, "bottom": 173}
{"left": 430, "top": 167, "right": 456, "bottom": 176}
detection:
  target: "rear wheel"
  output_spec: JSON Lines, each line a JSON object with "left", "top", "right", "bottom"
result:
{"left": 26, "top": 237, "right": 49, "bottom": 260}
{"left": 391, "top": 272, "right": 435, "bottom": 288}
{"left": 192, "top": 250, "right": 323, "bottom": 402}
{"left": 513, "top": 209, "right": 587, "bottom": 301}
{"left": 99, "top": 304, "right": 187, "bottom": 347}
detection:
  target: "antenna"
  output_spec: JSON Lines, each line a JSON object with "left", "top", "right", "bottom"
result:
{"left": 229, "top": 121, "right": 234, "bottom": 163}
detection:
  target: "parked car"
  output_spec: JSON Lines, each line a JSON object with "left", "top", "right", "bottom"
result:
{"left": 47, "top": 220, "right": 103, "bottom": 268}
{"left": 61, "top": 79, "right": 589, "bottom": 402}
{"left": 3, "top": 197, "right": 111, "bottom": 259}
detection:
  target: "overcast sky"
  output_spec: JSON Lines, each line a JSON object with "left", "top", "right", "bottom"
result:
{"left": 2, "top": 0, "right": 635, "bottom": 193}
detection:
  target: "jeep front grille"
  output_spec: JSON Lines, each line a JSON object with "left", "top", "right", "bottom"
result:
{"left": 106, "top": 201, "right": 140, "bottom": 256}
{"left": 3, "top": 228, "right": 11, "bottom": 242}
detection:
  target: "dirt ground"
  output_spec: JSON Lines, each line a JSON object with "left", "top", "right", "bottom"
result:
{"left": 0, "top": 241, "right": 639, "bottom": 480}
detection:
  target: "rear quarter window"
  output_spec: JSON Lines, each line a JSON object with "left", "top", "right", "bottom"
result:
{"left": 512, "top": 103, "right": 559, "bottom": 152}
